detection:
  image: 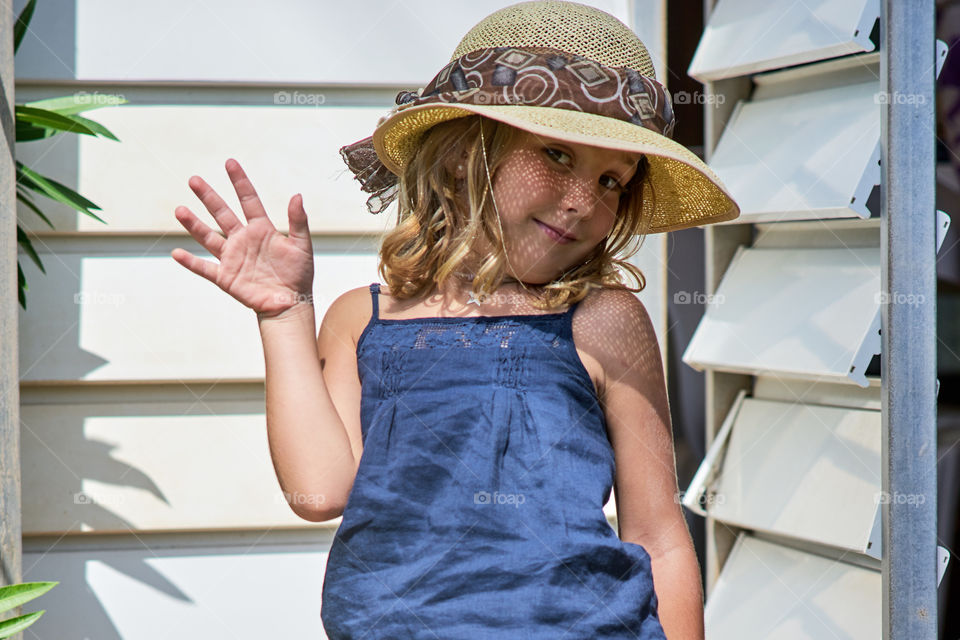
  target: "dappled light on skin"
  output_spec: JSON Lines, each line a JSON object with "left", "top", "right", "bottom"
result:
{"left": 379, "top": 127, "right": 644, "bottom": 318}
{"left": 482, "top": 129, "right": 641, "bottom": 286}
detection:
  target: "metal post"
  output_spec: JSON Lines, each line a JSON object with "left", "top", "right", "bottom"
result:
{"left": 0, "top": 0, "right": 20, "bottom": 578}
{"left": 880, "top": 1, "right": 938, "bottom": 638}
{"left": 0, "top": 11, "right": 21, "bottom": 640}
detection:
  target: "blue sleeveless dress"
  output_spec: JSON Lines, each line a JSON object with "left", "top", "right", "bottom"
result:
{"left": 321, "top": 283, "right": 666, "bottom": 639}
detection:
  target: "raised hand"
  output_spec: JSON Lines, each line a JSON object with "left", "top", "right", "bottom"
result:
{"left": 172, "top": 159, "right": 315, "bottom": 318}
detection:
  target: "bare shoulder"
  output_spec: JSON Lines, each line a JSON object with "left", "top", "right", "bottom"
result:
{"left": 320, "top": 284, "right": 377, "bottom": 346}
{"left": 575, "top": 286, "right": 656, "bottom": 339}
{"left": 572, "top": 286, "right": 662, "bottom": 400}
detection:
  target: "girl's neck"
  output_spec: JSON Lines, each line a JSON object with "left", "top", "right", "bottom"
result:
{"left": 432, "top": 269, "right": 543, "bottom": 311}
{"left": 436, "top": 246, "right": 550, "bottom": 307}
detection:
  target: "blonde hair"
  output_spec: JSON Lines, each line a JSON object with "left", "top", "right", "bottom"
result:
{"left": 377, "top": 115, "right": 654, "bottom": 310}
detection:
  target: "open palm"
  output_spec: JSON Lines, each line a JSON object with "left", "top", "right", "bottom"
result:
{"left": 172, "top": 159, "right": 314, "bottom": 317}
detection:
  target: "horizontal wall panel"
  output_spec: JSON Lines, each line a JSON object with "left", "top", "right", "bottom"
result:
{"left": 746, "top": 39, "right": 946, "bottom": 97}
{"left": 752, "top": 212, "right": 950, "bottom": 254}
{"left": 23, "top": 531, "right": 334, "bottom": 639}
{"left": 688, "top": 0, "right": 877, "bottom": 82}
{"left": 20, "top": 397, "right": 343, "bottom": 533}
{"left": 18, "top": 240, "right": 379, "bottom": 382}
{"left": 706, "top": 397, "right": 881, "bottom": 556}
{"left": 704, "top": 533, "right": 880, "bottom": 639}
{"left": 15, "top": 105, "right": 395, "bottom": 233}
{"left": 21, "top": 385, "right": 620, "bottom": 533}
{"left": 708, "top": 80, "right": 879, "bottom": 224}
{"left": 682, "top": 246, "right": 881, "bottom": 387}
{"left": 752, "top": 375, "right": 881, "bottom": 411}
{"left": 18, "top": 239, "right": 669, "bottom": 386}
{"left": 13, "top": 0, "right": 629, "bottom": 84}
{"left": 753, "top": 218, "right": 880, "bottom": 250}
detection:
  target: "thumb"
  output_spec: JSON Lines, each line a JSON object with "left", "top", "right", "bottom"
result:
{"left": 287, "top": 193, "right": 311, "bottom": 246}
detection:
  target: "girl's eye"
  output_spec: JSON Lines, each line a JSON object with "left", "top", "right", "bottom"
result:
{"left": 600, "top": 175, "right": 626, "bottom": 191}
{"left": 544, "top": 147, "right": 624, "bottom": 191}
{"left": 544, "top": 148, "right": 571, "bottom": 164}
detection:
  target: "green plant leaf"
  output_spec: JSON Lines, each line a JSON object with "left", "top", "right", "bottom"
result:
{"left": 14, "top": 0, "right": 37, "bottom": 56}
{"left": 63, "top": 112, "right": 120, "bottom": 141}
{"left": 0, "top": 581, "right": 57, "bottom": 614}
{"left": 16, "top": 119, "right": 58, "bottom": 142}
{"left": 15, "top": 105, "right": 122, "bottom": 141}
{"left": 17, "top": 189, "right": 56, "bottom": 229}
{"left": 15, "top": 105, "right": 99, "bottom": 136}
{"left": 12, "top": 0, "right": 126, "bottom": 312}
{"left": 18, "top": 263, "right": 27, "bottom": 310}
{"left": 16, "top": 162, "right": 107, "bottom": 224}
{"left": 0, "top": 611, "right": 45, "bottom": 639}
{"left": 24, "top": 93, "right": 128, "bottom": 116}
{"left": 17, "top": 226, "right": 46, "bottom": 274}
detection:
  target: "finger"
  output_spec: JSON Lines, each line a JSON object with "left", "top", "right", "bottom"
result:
{"left": 188, "top": 174, "right": 244, "bottom": 236}
{"left": 174, "top": 205, "right": 227, "bottom": 259}
{"left": 287, "top": 193, "right": 313, "bottom": 251}
{"left": 225, "top": 158, "right": 272, "bottom": 224}
{"left": 170, "top": 247, "right": 219, "bottom": 284}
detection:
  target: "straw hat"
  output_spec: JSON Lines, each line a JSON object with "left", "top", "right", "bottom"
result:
{"left": 340, "top": 0, "right": 740, "bottom": 234}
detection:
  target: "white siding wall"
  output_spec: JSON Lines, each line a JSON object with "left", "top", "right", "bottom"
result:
{"left": 16, "top": 1, "right": 667, "bottom": 638}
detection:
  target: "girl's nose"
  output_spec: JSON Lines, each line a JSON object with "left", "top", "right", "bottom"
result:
{"left": 558, "top": 175, "right": 598, "bottom": 217}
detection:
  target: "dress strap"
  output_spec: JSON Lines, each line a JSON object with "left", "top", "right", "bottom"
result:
{"left": 369, "top": 282, "right": 380, "bottom": 320}
{"left": 563, "top": 292, "right": 588, "bottom": 319}
{"left": 561, "top": 295, "right": 583, "bottom": 342}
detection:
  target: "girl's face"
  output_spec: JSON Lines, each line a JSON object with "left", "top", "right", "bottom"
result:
{"left": 484, "top": 129, "right": 643, "bottom": 284}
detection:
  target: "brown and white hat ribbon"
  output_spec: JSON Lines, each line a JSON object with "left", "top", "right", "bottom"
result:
{"left": 340, "top": 45, "right": 676, "bottom": 215}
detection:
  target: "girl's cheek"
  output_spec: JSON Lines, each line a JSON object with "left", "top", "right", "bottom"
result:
{"left": 602, "top": 210, "right": 618, "bottom": 235}
{"left": 598, "top": 198, "right": 620, "bottom": 220}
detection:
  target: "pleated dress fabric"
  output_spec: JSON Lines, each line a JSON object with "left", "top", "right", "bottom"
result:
{"left": 321, "top": 283, "right": 666, "bottom": 640}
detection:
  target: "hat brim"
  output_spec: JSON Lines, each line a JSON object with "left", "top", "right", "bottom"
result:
{"left": 372, "top": 103, "right": 740, "bottom": 234}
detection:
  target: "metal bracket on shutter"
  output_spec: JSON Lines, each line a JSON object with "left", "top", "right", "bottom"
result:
{"left": 681, "top": 390, "right": 746, "bottom": 517}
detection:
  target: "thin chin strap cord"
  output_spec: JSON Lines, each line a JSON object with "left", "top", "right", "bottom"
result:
{"left": 479, "top": 122, "right": 592, "bottom": 293}
{"left": 479, "top": 122, "right": 535, "bottom": 297}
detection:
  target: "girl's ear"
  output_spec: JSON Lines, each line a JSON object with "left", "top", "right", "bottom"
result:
{"left": 444, "top": 149, "right": 469, "bottom": 179}
{"left": 456, "top": 149, "right": 470, "bottom": 179}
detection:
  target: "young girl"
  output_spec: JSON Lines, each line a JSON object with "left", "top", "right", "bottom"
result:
{"left": 172, "top": 2, "right": 739, "bottom": 638}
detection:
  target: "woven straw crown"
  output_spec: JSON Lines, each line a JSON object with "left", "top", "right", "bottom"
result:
{"left": 450, "top": 1, "right": 657, "bottom": 79}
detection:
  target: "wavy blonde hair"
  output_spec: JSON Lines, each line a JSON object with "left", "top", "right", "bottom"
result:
{"left": 377, "top": 114, "right": 654, "bottom": 310}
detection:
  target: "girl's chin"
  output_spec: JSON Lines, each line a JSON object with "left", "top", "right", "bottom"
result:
{"left": 507, "top": 264, "right": 567, "bottom": 285}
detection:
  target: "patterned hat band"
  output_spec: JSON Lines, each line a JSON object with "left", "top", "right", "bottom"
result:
{"left": 339, "top": 45, "right": 677, "bottom": 214}
{"left": 390, "top": 46, "right": 675, "bottom": 138}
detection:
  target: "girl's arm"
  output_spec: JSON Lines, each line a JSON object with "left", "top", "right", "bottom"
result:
{"left": 258, "top": 298, "right": 360, "bottom": 522}
{"left": 584, "top": 288, "right": 705, "bottom": 640}
{"left": 171, "top": 159, "right": 359, "bottom": 522}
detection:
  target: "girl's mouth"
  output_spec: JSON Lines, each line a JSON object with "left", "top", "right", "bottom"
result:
{"left": 535, "top": 219, "right": 575, "bottom": 244}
